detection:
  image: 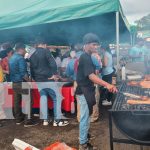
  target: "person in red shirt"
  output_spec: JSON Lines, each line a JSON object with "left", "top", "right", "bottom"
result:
{"left": 0, "top": 62, "right": 5, "bottom": 127}
{"left": 1, "top": 47, "right": 13, "bottom": 81}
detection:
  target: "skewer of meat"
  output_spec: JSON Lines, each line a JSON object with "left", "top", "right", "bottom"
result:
{"left": 127, "top": 80, "right": 150, "bottom": 88}
{"left": 120, "top": 92, "right": 149, "bottom": 100}
{"left": 144, "top": 75, "right": 150, "bottom": 81}
{"left": 127, "top": 81, "right": 140, "bottom": 86}
{"left": 139, "top": 81, "right": 150, "bottom": 88}
{"left": 127, "top": 99, "right": 150, "bottom": 105}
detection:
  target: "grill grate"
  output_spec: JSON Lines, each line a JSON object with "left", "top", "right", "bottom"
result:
{"left": 112, "top": 81, "right": 150, "bottom": 111}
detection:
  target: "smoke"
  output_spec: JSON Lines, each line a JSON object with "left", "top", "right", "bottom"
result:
{"left": 0, "top": 12, "right": 130, "bottom": 46}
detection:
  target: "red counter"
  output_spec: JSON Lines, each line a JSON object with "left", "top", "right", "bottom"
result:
{"left": 3, "top": 84, "right": 74, "bottom": 112}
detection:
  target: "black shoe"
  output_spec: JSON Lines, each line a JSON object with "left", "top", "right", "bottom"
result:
{"left": 16, "top": 118, "right": 25, "bottom": 125}
{"left": 88, "top": 133, "right": 95, "bottom": 140}
{"left": 24, "top": 120, "right": 39, "bottom": 127}
{"left": 79, "top": 142, "right": 97, "bottom": 150}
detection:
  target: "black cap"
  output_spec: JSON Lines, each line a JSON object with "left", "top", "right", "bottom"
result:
{"left": 34, "top": 37, "right": 46, "bottom": 45}
{"left": 6, "top": 47, "right": 13, "bottom": 54}
{"left": 83, "top": 33, "right": 100, "bottom": 44}
{"left": 15, "top": 42, "right": 26, "bottom": 50}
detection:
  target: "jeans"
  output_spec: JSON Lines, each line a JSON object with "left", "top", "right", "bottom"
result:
{"left": 12, "top": 82, "right": 32, "bottom": 121}
{"left": 77, "top": 94, "right": 90, "bottom": 145}
{"left": 37, "top": 82, "right": 62, "bottom": 120}
{"left": 76, "top": 85, "right": 99, "bottom": 122}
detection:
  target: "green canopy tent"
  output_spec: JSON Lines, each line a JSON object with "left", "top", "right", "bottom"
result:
{"left": 0, "top": 0, "right": 130, "bottom": 70}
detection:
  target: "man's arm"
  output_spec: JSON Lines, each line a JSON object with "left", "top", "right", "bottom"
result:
{"left": 19, "top": 58, "right": 29, "bottom": 81}
{"left": 89, "top": 73, "right": 117, "bottom": 93}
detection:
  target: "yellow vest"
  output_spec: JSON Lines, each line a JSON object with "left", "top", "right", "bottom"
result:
{"left": 0, "top": 65, "right": 4, "bottom": 82}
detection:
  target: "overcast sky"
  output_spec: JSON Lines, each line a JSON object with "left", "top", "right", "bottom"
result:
{"left": 120, "top": 0, "right": 150, "bottom": 24}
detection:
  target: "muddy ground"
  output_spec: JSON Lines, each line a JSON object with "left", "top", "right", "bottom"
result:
{"left": 0, "top": 106, "right": 112, "bottom": 150}
{"left": 1, "top": 106, "right": 150, "bottom": 150}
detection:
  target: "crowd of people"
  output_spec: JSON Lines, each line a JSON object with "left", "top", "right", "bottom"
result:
{"left": 0, "top": 33, "right": 118, "bottom": 150}
{"left": 128, "top": 39, "right": 150, "bottom": 74}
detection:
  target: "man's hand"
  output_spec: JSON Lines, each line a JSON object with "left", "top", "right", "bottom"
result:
{"left": 106, "top": 84, "right": 118, "bottom": 93}
{"left": 48, "top": 75, "right": 60, "bottom": 81}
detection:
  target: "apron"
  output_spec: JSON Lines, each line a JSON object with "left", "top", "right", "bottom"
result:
{"left": 80, "top": 86, "right": 96, "bottom": 115}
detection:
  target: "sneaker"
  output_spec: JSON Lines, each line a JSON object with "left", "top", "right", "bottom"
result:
{"left": 24, "top": 120, "right": 39, "bottom": 127}
{"left": 16, "top": 118, "right": 25, "bottom": 125}
{"left": 53, "top": 120, "right": 69, "bottom": 127}
{"left": 102, "top": 100, "right": 112, "bottom": 106}
{"left": 43, "top": 120, "right": 49, "bottom": 126}
{"left": 33, "top": 114, "right": 40, "bottom": 117}
{"left": 79, "top": 142, "right": 97, "bottom": 150}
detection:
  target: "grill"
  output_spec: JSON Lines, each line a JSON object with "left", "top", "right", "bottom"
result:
{"left": 113, "top": 82, "right": 150, "bottom": 111}
{"left": 109, "top": 81, "right": 150, "bottom": 150}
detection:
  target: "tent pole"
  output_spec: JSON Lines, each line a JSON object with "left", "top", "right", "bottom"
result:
{"left": 116, "top": 11, "right": 120, "bottom": 78}
{"left": 130, "top": 34, "right": 133, "bottom": 46}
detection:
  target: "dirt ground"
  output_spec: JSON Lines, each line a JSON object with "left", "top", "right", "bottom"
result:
{"left": 1, "top": 106, "right": 150, "bottom": 150}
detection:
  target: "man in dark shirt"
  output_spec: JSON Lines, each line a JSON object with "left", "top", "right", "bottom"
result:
{"left": 76, "top": 33, "right": 117, "bottom": 150}
{"left": 30, "top": 37, "right": 69, "bottom": 126}
{"left": 9, "top": 43, "right": 38, "bottom": 127}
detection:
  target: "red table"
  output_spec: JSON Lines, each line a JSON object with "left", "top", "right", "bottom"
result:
{"left": 3, "top": 83, "right": 74, "bottom": 112}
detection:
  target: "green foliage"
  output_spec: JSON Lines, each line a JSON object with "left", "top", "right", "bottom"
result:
{"left": 135, "top": 14, "right": 150, "bottom": 30}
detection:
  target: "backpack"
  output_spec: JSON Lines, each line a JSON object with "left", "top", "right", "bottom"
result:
{"left": 74, "top": 58, "right": 79, "bottom": 74}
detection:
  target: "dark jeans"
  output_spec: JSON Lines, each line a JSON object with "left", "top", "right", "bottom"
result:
{"left": 12, "top": 82, "right": 33, "bottom": 121}
{"left": 5, "top": 74, "right": 11, "bottom": 82}
{"left": 101, "top": 72, "right": 113, "bottom": 102}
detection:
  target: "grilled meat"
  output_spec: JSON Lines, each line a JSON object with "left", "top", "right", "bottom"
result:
{"left": 127, "top": 99, "right": 150, "bottom": 105}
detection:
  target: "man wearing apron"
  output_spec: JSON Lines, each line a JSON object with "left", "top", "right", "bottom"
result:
{"left": 76, "top": 33, "right": 117, "bottom": 150}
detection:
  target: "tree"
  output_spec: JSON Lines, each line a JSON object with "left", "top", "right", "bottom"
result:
{"left": 135, "top": 14, "right": 150, "bottom": 30}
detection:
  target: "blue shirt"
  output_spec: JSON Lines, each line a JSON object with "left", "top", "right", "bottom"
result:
{"left": 91, "top": 56, "right": 101, "bottom": 71}
{"left": 66, "top": 52, "right": 101, "bottom": 80}
{"left": 102, "top": 51, "right": 113, "bottom": 76}
{"left": 9, "top": 53, "right": 28, "bottom": 82}
{"left": 66, "top": 58, "right": 76, "bottom": 80}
